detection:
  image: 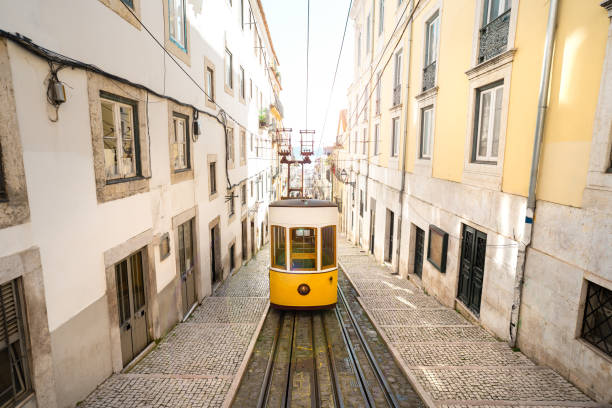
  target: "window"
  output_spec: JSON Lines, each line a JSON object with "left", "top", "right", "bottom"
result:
{"left": 378, "top": 0, "right": 384, "bottom": 36}
{"left": 321, "top": 225, "right": 336, "bottom": 269}
{"left": 374, "top": 124, "right": 380, "bottom": 155}
{"left": 241, "top": 184, "right": 246, "bottom": 205}
{"left": 0, "top": 278, "right": 32, "bottom": 406}
{"left": 101, "top": 94, "right": 140, "bottom": 181}
{"left": 581, "top": 281, "right": 612, "bottom": 357}
{"left": 353, "top": 132, "right": 358, "bottom": 153}
{"left": 227, "top": 127, "right": 235, "bottom": 162}
{"left": 393, "top": 50, "right": 402, "bottom": 105}
{"left": 366, "top": 13, "right": 371, "bottom": 54}
{"left": 391, "top": 117, "right": 400, "bottom": 157}
{"left": 420, "top": 106, "right": 433, "bottom": 159}
{"left": 209, "top": 162, "right": 217, "bottom": 195}
{"left": 206, "top": 67, "right": 214, "bottom": 102}
{"left": 240, "top": 0, "right": 244, "bottom": 29}
{"left": 375, "top": 71, "right": 381, "bottom": 115}
{"left": 178, "top": 219, "right": 194, "bottom": 278}
{"left": 168, "top": 0, "right": 187, "bottom": 51}
{"left": 423, "top": 12, "right": 439, "bottom": 91}
{"left": 121, "top": 0, "right": 134, "bottom": 8}
{"left": 239, "top": 66, "right": 245, "bottom": 99}
{"left": 271, "top": 226, "right": 286, "bottom": 269}
{"left": 229, "top": 190, "right": 235, "bottom": 216}
{"left": 240, "top": 130, "right": 246, "bottom": 162}
{"left": 290, "top": 227, "right": 316, "bottom": 270}
{"left": 359, "top": 190, "right": 364, "bottom": 216}
{"left": 0, "top": 143, "right": 6, "bottom": 202}
{"left": 363, "top": 85, "right": 369, "bottom": 118}
{"left": 249, "top": 78, "right": 253, "bottom": 100}
{"left": 473, "top": 82, "right": 503, "bottom": 163}
{"left": 225, "top": 48, "right": 233, "bottom": 89}
{"left": 171, "top": 113, "right": 189, "bottom": 171}
{"left": 479, "top": 0, "right": 511, "bottom": 63}
{"left": 362, "top": 129, "right": 367, "bottom": 155}
{"left": 250, "top": 133, "right": 254, "bottom": 152}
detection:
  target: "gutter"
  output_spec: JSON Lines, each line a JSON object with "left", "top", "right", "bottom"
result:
{"left": 395, "top": 0, "right": 415, "bottom": 274}
{"left": 509, "top": 0, "right": 559, "bottom": 347}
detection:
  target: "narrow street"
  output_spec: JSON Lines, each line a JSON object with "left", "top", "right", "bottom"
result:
{"left": 80, "top": 248, "right": 271, "bottom": 408}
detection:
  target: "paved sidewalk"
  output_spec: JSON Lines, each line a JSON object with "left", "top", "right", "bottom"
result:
{"left": 80, "top": 248, "right": 270, "bottom": 408}
{"left": 337, "top": 239, "right": 598, "bottom": 408}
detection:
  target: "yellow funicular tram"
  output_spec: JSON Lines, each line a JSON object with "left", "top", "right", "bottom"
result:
{"left": 268, "top": 199, "right": 338, "bottom": 309}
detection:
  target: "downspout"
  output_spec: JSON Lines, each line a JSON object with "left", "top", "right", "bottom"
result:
{"left": 364, "top": 0, "right": 375, "bottom": 251}
{"left": 395, "top": 0, "right": 414, "bottom": 274}
{"left": 509, "top": 0, "right": 559, "bottom": 348}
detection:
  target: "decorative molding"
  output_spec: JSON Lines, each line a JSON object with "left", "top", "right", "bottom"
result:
{"left": 465, "top": 48, "right": 516, "bottom": 81}
{"left": 415, "top": 86, "right": 438, "bottom": 103}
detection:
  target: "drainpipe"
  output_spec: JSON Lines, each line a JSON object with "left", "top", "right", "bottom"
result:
{"left": 364, "top": 0, "right": 375, "bottom": 252}
{"left": 395, "top": 0, "right": 414, "bottom": 274}
{"left": 509, "top": 0, "right": 559, "bottom": 348}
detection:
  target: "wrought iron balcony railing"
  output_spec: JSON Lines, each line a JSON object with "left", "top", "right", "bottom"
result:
{"left": 375, "top": 98, "right": 380, "bottom": 115}
{"left": 422, "top": 61, "right": 436, "bottom": 92}
{"left": 478, "top": 9, "right": 511, "bottom": 64}
{"left": 392, "top": 85, "right": 401, "bottom": 107}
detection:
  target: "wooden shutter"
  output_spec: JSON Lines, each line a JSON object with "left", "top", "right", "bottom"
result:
{"left": 0, "top": 281, "right": 20, "bottom": 349}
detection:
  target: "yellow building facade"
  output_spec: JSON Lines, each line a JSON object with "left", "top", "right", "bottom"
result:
{"left": 334, "top": 0, "right": 612, "bottom": 401}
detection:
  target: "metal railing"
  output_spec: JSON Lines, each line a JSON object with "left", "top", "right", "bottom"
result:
{"left": 478, "top": 9, "right": 511, "bottom": 64}
{"left": 422, "top": 61, "right": 436, "bottom": 92}
{"left": 392, "top": 85, "right": 401, "bottom": 107}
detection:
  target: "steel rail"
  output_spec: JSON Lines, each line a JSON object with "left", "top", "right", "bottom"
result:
{"left": 337, "top": 286, "right": 401, "bottom": 408}
{"left": 256, "top": 311, "right": 285, "bottom": 408}
{"left": 321, "top": 312, "right": 344, "bottom": 408}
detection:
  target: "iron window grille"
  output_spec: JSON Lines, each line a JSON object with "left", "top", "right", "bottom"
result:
{"left": 0, "top": 279, "right": 31, "bottom": 407}
{"left": 0, "top": 143, "right": 6, "bottom": 202}
{"left": 581, "top": 281, "right": 612, "bottom": 357}
{"left": 478, "top": 8, "right": 510, "bottom": 64}
{"left": 422, "top": 62, "right": 436, "bottom": 92}
{"left": 392, "top": 85, "right": 401, "bottom": 107}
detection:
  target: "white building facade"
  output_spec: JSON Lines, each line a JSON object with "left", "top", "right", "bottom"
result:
{"left": 0, "top": 0, "right": 282, "bottom": 406}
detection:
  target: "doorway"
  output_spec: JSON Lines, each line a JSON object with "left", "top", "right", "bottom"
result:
{"left": 116, "top": 250, "right": 149, "bottom": 366}
{"left": 210, "top": 224, "right": 221, "bottom": 285}
{"left": 457, "top": 225, "right": 487, "bottom": 315}
{"left": 384, "top": 209, "right": 394, "bottom": 263}
{"left": 250, "top": 220, "right": 255, "bottom": 257}
{"left": 178, "top": 219, "right": 197, "bottom": 317}
{"left": 414, "top": 226, "right": 425, "bottom": 279}
{"left": 242, "top": 219, "right": 248, "bottom": 261}
{"left": 369, "top": 199, "right": 376, "bottom": 254}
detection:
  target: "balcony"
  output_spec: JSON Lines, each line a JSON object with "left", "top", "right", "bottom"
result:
{"left": 422, "top": 61, "right": 436, "bottom": 92}
{"left": 392, "top": 85, "right": 401, "bottom": 107}
{"left": 478, "top": 9, "right": 511, "bottom": 64}
{"left": 375, "top": 98, "right": 380, "bottom": 115}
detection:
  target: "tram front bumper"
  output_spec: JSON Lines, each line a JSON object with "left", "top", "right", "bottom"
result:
{"left": 269, "top": 269, "right": 338, "bottom": 309}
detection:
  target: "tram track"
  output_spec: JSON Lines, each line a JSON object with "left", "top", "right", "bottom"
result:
{"left": 233, "top": 270, "right": 423, "bottom": 408}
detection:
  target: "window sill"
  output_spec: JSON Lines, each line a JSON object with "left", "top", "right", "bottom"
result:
{"left": 389, "top": 104, "right": 402, "bottom": 112}
{"left": 224, "top": 85, "right": 234, "bottom": 96}
{"left": 465, "top": 48, "right": 516, "bottom": 81}
{"left": 415, "top": 86, "right": 438, "bottom": 103}
{"left": 106, "top": 175, "right": 145, "bottom": 185}
{"left": 576, "top": 338, "right": 612, "bottom": 365}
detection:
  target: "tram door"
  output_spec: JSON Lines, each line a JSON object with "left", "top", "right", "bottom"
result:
{"left": 457, "top": 225, "right": 487, "bottom": 315}
{"left": 116, "top": 250, "right": 149, "bottom": 366}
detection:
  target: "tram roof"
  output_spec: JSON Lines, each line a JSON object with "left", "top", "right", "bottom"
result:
{"left": 269, "top": 199, "right": 337, "bottom": 208}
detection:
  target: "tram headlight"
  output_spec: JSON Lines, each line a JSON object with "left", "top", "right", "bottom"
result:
{"left": 297, "top": 283, "right": 310, "bottom": 296}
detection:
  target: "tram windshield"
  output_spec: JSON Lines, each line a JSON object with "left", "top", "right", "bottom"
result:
{"left": 321, "top": 225, "right": 336, "bottom": 269}
{"left": 290, "top": 228, "right": 316, "bottom": 270}
{"left": 271, "top": 226, "right": 286, "bottom": 269}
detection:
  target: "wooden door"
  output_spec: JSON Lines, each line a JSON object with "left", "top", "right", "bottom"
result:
{"left": 369, "top": 209, "right": 375, "bottom": 254}
{"left": 242, "top": 219, "right": 247, "bottom": 260}
{"left": 211, "top": 224, "right": 221, "bottom": 284}
{"left": 414, "top": 227, "right": 424, "bottom": 278}
{"left": 457, "top": 225, "right": 487, "bottom": 315}
{"left": 116, "top": 250, "right": 148, "bottom": 366}
{"left": 179, "top": 220, "right": 196, "bottom": 317}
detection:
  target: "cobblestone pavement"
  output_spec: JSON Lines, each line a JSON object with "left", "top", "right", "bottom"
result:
{"left": 80, "top": 248, "right": 270, "bottom": 408}
{"left": 337, "top": 238, "right": 598, "bottom": 408}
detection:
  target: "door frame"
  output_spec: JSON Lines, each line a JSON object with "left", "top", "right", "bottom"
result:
{"left": 104, "top": 229, "right": 157, "bottom": 373}
{"left": 456, "top": 223, "right": 487, "bottom": 316}
{"left": 208, "top": 215, "right": 222, "bottom": 287}
{"left": 173, "top": 206, "right": 200, "bottom": 320}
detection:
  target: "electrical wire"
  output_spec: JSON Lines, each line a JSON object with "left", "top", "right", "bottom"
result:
{"left": 305, "top": 0, "right": 310, "bottom": 131}
{"left": 318, "top": 0, "right": 353, "bottom": 153}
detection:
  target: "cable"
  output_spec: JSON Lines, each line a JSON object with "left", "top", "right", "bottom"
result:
{"left": 318, "top": 0, "right": 353, "bottom": 152}
{"left": 305, "top": 0, "right": 310, "bottom": 131}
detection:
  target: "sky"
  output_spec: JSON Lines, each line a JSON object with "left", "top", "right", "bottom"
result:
{"left": 261, "top": 0, "right": 354, "bottom": 154}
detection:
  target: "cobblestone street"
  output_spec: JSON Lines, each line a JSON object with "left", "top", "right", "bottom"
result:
{"left": 79, "top": 248, "right": 270, "bottom": 408}
{"left": 337, "top": 238, "right": 599, "bottom": 407}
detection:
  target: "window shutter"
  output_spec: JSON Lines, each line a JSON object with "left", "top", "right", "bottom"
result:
{"left": 0, "top": 281, "right": 20, "bottom": 349}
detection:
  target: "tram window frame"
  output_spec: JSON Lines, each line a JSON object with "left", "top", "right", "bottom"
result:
{"left": 321, "top": 225, "right": 336, "bottom": 269}
{"left": 289, "top": 227, "right": 317, "bottom": 271}
{"left": 271, "top": 225, "right": 287, "bottom": 270}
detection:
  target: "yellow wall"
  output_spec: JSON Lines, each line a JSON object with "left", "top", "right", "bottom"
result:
{"left": 535, "top": 0, "right": 608, "bottom": 207}
{"left": 429, "top": 1, "right": 475, "bottom": 182}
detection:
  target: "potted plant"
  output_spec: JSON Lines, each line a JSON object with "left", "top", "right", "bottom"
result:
{"left": 259, "top": 108, "right": 269, "bottom": 128}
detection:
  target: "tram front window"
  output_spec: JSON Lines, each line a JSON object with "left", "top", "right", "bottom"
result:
{"left": 290, "top": 227, "right": 316, "bottom": 270}
{"left": 321, "top": 225, "right": 336, "bottom": 269}
{"left": 271, "top": 226, "right": 286, "bottom": 269}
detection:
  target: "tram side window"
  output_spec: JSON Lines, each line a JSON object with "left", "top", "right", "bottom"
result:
{"left": 271, "top": 226, "right": 286, "bottom": 269}
{"left": 290, "top": 228, "right": 316, "bottom": 271}
{"left": 321, "top": 225, "right": 336, "bottom": 269}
